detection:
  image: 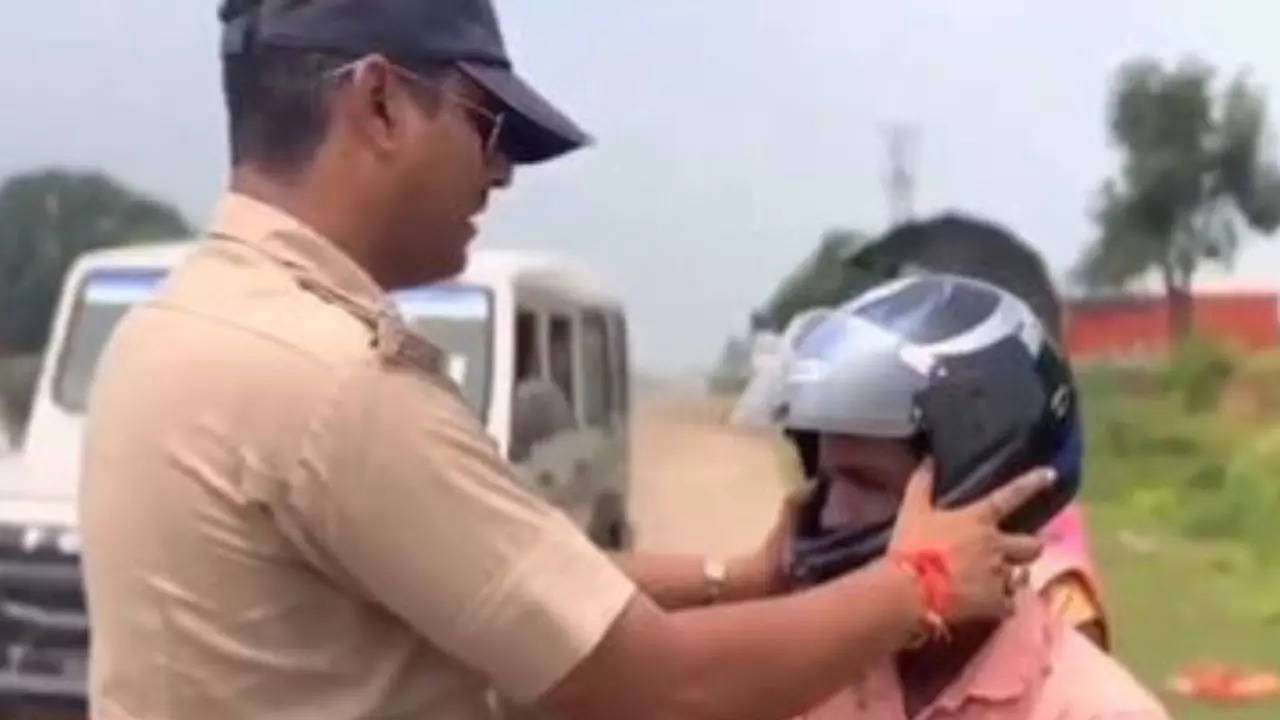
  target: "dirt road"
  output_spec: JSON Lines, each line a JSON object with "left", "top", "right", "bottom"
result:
{"left": 627, "top": 387, "right": 792, "bottom": 557}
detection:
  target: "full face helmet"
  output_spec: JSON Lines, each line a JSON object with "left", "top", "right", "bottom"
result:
{"left": 744, "top": 273, "right": 1083, "bottom": 585}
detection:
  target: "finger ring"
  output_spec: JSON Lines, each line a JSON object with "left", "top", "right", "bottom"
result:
{"left": 1004, "top": 566, "right": 1029, "bottom": 595}
{"left": 1016, "top": 566, "right": 1030, "bottom": 589}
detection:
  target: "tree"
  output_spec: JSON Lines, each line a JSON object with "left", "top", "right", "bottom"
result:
{"left": 708, "top": 334, "right": 753, "bottom": 395}
{"left": 0, "top": 169, "right": 190, "bottom": 354}
{"left": 752, "top": 228, "right": 873, "bottom": 332}
{"left": 1075, "top": 57, "right": 1280, "bottom": 338}
{"left": 752, "top": 213, "right": 1061, "bottom": 339}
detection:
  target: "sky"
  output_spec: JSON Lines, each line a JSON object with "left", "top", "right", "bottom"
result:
{"left": 6, "top": 1, "right": 1280, "bottom": 373}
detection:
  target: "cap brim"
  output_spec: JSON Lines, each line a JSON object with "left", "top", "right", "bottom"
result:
{"left": 458, "top": 61, "right": 592, "bottom": 164}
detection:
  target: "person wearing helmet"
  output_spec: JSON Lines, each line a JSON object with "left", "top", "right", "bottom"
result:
{"left": 854, "top": 213, "right": 1111, "bottom": 649}
{"left": 751, "top": 275, "right": 1167, "bottom": 719}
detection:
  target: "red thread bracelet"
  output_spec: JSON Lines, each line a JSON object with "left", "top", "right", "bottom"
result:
{"left": 890, "top": 549, "right": 953, "bottom": 645}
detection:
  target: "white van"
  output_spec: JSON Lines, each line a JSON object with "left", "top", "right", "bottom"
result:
{"left": 0, "top": 241, "right": 632, "bottom": 709}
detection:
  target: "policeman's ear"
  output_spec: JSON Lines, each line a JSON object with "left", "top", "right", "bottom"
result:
{"left": 332, "top": 55, "right": 415, "bottom": 158}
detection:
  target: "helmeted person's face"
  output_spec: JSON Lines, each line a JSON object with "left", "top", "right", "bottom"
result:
{"left": 815, "top": 433, "right": 920, "bottom": 533}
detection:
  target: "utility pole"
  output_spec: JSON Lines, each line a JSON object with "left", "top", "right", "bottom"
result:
{"left": 884, "top": 123, "right": 918, "bottom": 225}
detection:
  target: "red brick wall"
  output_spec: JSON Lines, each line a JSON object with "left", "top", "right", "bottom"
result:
{"left": 1065, "top": 293, "right": 1280, "bottom": 360}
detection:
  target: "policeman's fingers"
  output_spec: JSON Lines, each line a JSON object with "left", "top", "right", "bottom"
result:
{"left": 995, "top": 533, "right": 1043, "bottom": 565}
{"left": 897, "top": 457, "right": 937, "bottom": 517}
{"left": 965, "top": 467, "right": 1057, "bottom": 526}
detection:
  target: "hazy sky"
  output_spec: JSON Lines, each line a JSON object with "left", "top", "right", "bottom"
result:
{"left": 6, "top": 2, "right": 1280, "bottom": 373}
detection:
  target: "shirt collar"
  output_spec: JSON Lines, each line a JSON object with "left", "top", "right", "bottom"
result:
{"left": 931, "top": 591, "right": 1054, "bottom": 712}
{"left": 206, "top": 192, "right": 390, "bottom": 315}
{"left": 853, "top": 592, "right": 1054, "bottom": 719}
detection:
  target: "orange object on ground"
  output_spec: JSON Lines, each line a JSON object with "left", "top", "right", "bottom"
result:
{"left": 1166, "top": 662, "right": 1280, "bottom": 703}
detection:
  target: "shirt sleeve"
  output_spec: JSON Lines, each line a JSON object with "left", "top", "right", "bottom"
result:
{"left": 1041, "top": 627, "right": 1172, "bottom": 720}
{"left": 1041, "top": 574, "right": 1104, "bottom": 630}
{"left": 293, "top": 358, "right": 636, "bottom": 702}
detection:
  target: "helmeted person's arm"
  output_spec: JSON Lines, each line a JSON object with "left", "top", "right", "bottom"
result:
{"left": 284, "top": 358, "right": 1048, "bottom": 720}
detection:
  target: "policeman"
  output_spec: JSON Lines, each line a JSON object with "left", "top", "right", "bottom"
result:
{"left": 79, "top": 2, "right": 1054, "bottom": 718}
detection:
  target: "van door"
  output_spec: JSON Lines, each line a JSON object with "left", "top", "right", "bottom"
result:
{"left": 610, "top": 309, "right": 631, "bottom": 467}
{"left": 609, "top": 309, "right": 631, "bottom": 424}
{"left": 547, "top": 311, "right": 599, "bottom": 527}
{"left": 579, "top": 308, "right": 629, "bottom": 546}
{"left": 507, "top": 305, "right": 591, "bottom": 526}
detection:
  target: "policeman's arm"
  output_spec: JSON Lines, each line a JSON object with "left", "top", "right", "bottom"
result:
{"left": 610, "top": 486, "right": 806, "bottom": 609}
{"left": 545, "top": 465, "right": 1052, "bottom": 720}
{"left": 610, "top": 552, "right": 778, "bottom": 609}
{"left": 298, "top": 363, "right": 1045, "bottom": 720}
{"left": 545, "top": 559, "right": 922, "bottom": 720}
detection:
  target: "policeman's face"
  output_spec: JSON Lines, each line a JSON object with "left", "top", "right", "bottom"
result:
{"left": 390, "top": 70, "right": 512, "bottom": 282}
{"left": 338, "top": 57, "right": 512, "bottom": 286}
{"left": 816, "top": 433, "right": 919, "bottom": 532}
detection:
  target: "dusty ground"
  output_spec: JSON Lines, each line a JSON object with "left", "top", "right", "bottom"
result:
{"left": 627, "top": 386, "right": 792, "bottom": 558}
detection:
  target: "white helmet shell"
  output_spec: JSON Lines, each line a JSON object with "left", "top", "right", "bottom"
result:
{"left": 730, "top": 306, "right": 836, "bottom": 429}
{"left": 777, "top": 274, "right": 1046, "bottom": 438}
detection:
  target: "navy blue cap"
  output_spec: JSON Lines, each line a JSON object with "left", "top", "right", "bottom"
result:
{"left": 219, "top": 0, "right": 591, "bottom": 164}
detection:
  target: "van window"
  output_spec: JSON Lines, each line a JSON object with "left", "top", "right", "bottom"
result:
{"left": 582, "top": 310, "right": 613, "bottom": 427}
{"left": 549, "top": 314, "right": 576, "bottom": 410}
{"left": 54, "top": 273, "right": 496, "bottom": 420}
{"left": 394, "top": 284, "right": 493, "bottom": 419}
{"left": 515, "top": 309, "right": 541, "bottom": 382}
{"left": 612, "top": 311, "right": 630, "bottom": 415}
{"left": 510, "top": 311, "right": 574, "bottom": 463}
{"left": 55, "top": 268, "right": 166, "bottom": 412}
{"left": 509, "top": 378, "right": 575, "bottom": 463}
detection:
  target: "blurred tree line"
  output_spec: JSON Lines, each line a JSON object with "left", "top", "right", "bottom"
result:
{"left": 716, "top": 55, "right": 1280, "bottom": 392}
{"left": 0, "top": 168, "right": 188, "bottom": 439}
{"left": 1076, "top": 56, "right": 1280, "bottom": 338}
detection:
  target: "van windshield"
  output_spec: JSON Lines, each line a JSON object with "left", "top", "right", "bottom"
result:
{"left": 56, "top": 269, "right": 165, "bottom": 412}
{"left": 55, "top": 270, "right": 494, "bottom": 420}
{"left": 392, "top": 285, "right": 493, "bottom": 419}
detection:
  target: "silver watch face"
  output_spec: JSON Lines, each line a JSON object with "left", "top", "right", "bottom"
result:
{"left": 703, "top": 557, "right": 727, "bottom": 583}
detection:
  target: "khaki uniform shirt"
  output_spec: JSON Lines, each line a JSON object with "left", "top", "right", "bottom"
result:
{"left": 79, "top": 193, "right": 635, "bottom": 720}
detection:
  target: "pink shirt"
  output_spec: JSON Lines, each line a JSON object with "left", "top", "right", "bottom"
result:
{"left": 798, "top": 594, "right": 1168, "bottom": 720}
{"left": 1032, "top": 503, "right": 1104, "bottom": 599}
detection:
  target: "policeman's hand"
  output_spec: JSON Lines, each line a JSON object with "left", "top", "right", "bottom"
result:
{"left": 738, "top": 485, "right": 812, "bottom": 597}
{"left": 888, "top": 457, "right": 1054, "bottom": 623}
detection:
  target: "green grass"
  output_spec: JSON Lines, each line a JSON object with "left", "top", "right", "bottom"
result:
{"left": 1079, "top": 361, "right": 1280, "bottom": 719}
{"left": 1089, "top": 506, "right": 1280, "bottom": 719}
{"left": 758, "top": 354, "right": 1280, "bottom": 716}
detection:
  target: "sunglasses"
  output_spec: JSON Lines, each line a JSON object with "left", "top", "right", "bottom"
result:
{"left": 328, "top": 57, "right": 507, "bottom": 157}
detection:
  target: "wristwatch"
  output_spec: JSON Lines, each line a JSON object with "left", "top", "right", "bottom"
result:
{"left": 702, "top": 556, "right": 728, "bottom": 603}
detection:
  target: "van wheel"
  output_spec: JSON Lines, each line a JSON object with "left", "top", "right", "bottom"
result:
{"left": 588, "top": 492, "right": 632, "bottom": 551}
